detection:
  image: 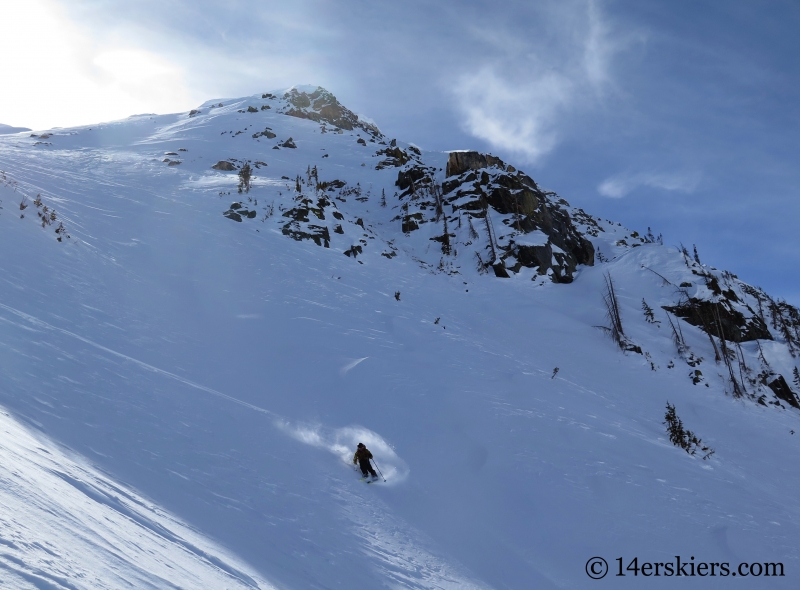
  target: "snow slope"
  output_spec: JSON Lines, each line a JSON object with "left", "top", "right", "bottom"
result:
{"left": 1, "top": 87, "right": 799, "bottom": 588}
{"left": 0, "top": 124, "right": 31, "bottom": 135}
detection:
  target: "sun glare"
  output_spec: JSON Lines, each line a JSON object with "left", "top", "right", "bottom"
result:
{"left": 0, "top": 0, "right": 194, "bottom": 130}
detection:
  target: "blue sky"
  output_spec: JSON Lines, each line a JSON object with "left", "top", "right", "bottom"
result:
{"left": 2, "top": 0, "right": 799, "bottom": 304}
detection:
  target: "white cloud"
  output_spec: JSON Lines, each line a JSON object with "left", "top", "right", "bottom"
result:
{"left": 454, "top": 68, "right": 571, "bottom": 163}
{"left": 452, "top": 0, "right": 627, "bottom": 164}
{"left": 597, "top": 170, "right": 701, "bottom": 198}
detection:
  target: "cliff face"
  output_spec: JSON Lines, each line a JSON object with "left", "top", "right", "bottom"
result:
{"left": 439, "top": 151, "right": 594, "bottom": 282}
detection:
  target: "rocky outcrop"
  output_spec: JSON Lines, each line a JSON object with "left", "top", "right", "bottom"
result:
{"left": 440, "top": 152, "right": 593, "bottom": 282}
{"left": 375, "top": 147, "right": 412, "bottom": 170}
{"left": 445, "top": 151, "right": 514, "bottom": 177}
{"left": 223, "top": 202, "right": 257, "bottom": 222}
{"left": 663, "top": 296, "right": 772, "bottom": 343}
{"left": 281, "top": 87, "right": 381, "bottom": 136}
{"left": 212, "top": 161, "right": 237, "bottom": 171}
{"left": 252, "top": 128, "right": 276, "bottom": 139}
{"left": 281, "top": 194, "right": 338, "bottom": 248}
{"left": 386, "top": 151, "right": 593, "bottom": 282}
{"left": 768, "top": 375, "right": 800, "bottom": 409}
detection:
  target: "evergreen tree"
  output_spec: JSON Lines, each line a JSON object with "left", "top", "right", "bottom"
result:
{"left": 664, "top": 403, "right": 714, "bottom": 459}
{"left": 237, "top": 163, "right": 252, "bottom": 193}
{"left": 642, "top": 299, "right": 660, "bottom": 324}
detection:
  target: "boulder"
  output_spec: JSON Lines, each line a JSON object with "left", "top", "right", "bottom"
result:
{"left": 212, "top": 161, "right": 236, "bottom": 171}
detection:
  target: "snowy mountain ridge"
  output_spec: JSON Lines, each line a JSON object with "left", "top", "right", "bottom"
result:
{"left": 1, "top": 85, "right": 800, "bottom": 588}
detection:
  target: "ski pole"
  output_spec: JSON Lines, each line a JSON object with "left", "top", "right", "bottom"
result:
{"left": 371, "top": 459, "right": 386, "bottom": 482}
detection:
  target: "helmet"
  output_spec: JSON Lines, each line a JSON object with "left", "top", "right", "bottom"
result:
{"left": 357, "top": 442, "right": 365, "bottom": 448}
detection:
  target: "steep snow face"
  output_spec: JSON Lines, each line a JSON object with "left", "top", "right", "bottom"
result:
{"left": 0, "top": 409, "right": 275, "bottom": 589}
{"left": 1, "top": 87, "right": 800, "bottom": 589}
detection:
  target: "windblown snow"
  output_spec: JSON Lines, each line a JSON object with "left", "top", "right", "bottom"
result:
{"left": 0, "top": 86, "right": 799, "bottom": 589}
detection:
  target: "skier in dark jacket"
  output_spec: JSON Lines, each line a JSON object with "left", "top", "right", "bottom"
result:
{"left": 353, "top": 443, "right": 378, "bottom": 478}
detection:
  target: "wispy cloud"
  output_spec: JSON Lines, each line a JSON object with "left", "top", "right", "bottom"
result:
{"left": 454, "top": 69, "right": 570, "bottom": 163}
{"left": 597, "top": 170, "right": 701, "bottom": 198}
{"left": 452, "top": 0, "right": 631, "bottom": 164}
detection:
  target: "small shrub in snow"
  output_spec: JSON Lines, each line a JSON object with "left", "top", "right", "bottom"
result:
{"left": 642, "top": 299, "right": 660, "bottom": 325}
{"left": 664, "top": 403, "right": 714, "bottom": 460}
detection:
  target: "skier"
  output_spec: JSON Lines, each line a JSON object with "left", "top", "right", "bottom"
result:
{"left": 353, "top": 443, "right": 378, "bottom": 479}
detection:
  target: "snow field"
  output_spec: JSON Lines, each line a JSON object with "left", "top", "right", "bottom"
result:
{"left": 0, "top": 89, "right": 799, "bottom": 588}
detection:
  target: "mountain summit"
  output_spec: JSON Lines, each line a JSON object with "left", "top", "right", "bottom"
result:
{"left": 0, "top": 86, "right": 799, "bottom": 589}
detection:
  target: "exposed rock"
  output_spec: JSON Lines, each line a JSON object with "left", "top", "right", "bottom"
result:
{"left": 317, "top": 179, "right": 346, "bottom": 191}
{"left": 493, "top": 263, "right": 510, "bottom": 278}
{"left": 281, "top": 137, "right": 297, "bottom": 149}
{"left": 663, "top": 298, "right": 772, "bottom": 343}
{"left": 435, "top": 152, "right": 594, "bottom": 282}
{"left": 281, "top": 194, "right": 339, "bottom": 248}
{"left": 357, "top": 138, "right": 366, "bottom": 145}
{"left": 396, "top": 164, "right": 436, "bottom": 192}
{"left": 212, "top": 161, "right": 237, "bottom": 171}
{"left": 252, "top": 128, "right": 276, "bottom": 139}
{"left": 189, "top": 109, "right": 201, "bottom": 117}
{"left": 280, "top": 87, "right": 381, "bottom": 136}
{"left": 247, "top": 106, "right": 258, "bottom": 113}
{"left": 445, "top": 151, "right": 506, "bottom": 177}
{"left": 223, "top": 202, "right": 257, "bottom": 221}
{"left": 768, "top": 375, "right": 800, "bottom": 409}
{"left": 375, "top": 146, "right": 413, "bottom": 170}
{"left": 401, "top": 212, "right": 423, "bottom": 233}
